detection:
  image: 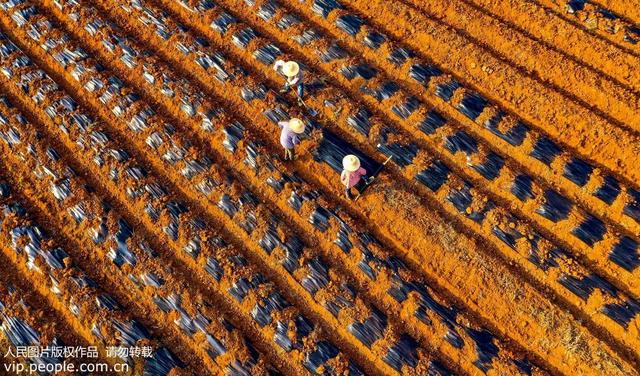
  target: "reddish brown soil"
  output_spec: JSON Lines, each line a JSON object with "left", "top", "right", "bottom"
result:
{"left": 0, "top": 0, "right": 638, "bottom": 375}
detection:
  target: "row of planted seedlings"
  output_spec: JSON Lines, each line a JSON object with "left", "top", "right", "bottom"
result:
{"left": 3, "top": 1, "right": 462, "bottom": 374}
{"left": 41, "top": 0, "right": 544, "bottom": 374}
{"left": 321, "top": 0, "right": 640, "bottom": 187}
{"left": 102, "top": 0, "right": 640, "bottom": 363}
{"left": 0, "top": 17, "right": 367, "bottom": 376}
{"left": 0, "top": 94, "right": 280, "bottom": 375}
{"left": 219, "top": 0, "right": 640, "bottom": 292}
{"left": 540, "top": 0, "right": 640, "bottom": 52}
{"left": 75, "top": 0, "right": 638, "bottom": 373}
{"left": 0, "top": 254, "right": 93, "bottom": 373}
{"left": 0, "top": 166, "right": 183, "bottom": 375}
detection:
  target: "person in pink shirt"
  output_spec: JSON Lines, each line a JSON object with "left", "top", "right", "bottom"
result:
{"left": 341, "top": 154, "right": 367, "bottom": 200}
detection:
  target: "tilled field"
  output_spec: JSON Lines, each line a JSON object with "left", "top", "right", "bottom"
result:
{"left": 0, "top": 0, "right": 638, "bottom": 375}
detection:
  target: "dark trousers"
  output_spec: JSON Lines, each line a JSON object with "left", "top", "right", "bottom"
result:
{"left": 345, "top": 187, "right": 354, "bottom": 199}
{"left": 283, "top": 82, "right": 304, "bottom": 99}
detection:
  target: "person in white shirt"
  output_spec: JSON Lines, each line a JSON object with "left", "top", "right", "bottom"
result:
{"left": 274, "top": 60, "right": 304, "bottom": 104}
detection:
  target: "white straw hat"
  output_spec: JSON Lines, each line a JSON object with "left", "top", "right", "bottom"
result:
{"left": 282, "top": 61, "right": 300, "bottom": 77}
{"left": 289, "top": 118, "right": 305, "bottom": 134}
{"left": 342, "top": 154, "right": 361, "bottom": 172}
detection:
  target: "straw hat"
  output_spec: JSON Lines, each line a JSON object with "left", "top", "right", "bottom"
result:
{"left": 289, "top": 118, "right": 305, "bottom": 134}
{"left": 282, "top": 61, "right": 300, "bottom": 77}
{"left": 342, "top": 154, "right": 361, "bottom": 172}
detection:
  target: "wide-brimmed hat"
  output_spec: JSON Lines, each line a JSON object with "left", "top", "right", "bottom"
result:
{"left": 289, "top": 118, "right": 305, "bottom": 133}
{"left": 282, "top": 61, "right": 300, "bottom": 77}
{"left": 342, "top": 154, "right": 361, "bottom": 172}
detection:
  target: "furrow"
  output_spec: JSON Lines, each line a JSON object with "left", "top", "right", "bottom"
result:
{"left": 41, "top": 0, "right": 547, "bottom": 374}
{"left": 0, "top": 95, "right": 280, "bottom": 375}
{"left": 589, "top": 0, "right": 640, "bottom": 26}
{"left": 0, "top": 168, "right": 186, "bottom": 375}
{"left": 401, "top": 0, "right": 640, "bottom": 135}
{"left": 465, "top": 0, "right": 640, "bottom": 90}
{"left": 64, "top": 0, "right": 640, "bottom": 374}
{"left": 534, "top": 0, "right": 640, "bottom": 57}
{"left": 0, "top": 4, "right": 382, "bottom": 375}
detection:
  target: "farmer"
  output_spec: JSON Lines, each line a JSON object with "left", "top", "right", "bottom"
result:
{"left": 341, "top": 154, "right": 367, "bottom": 200}
{"left": 274, "top": 60, "right": 304, "bottom": 104}
{"left": 278, "top": 117, "right": 305, "bottom": 161}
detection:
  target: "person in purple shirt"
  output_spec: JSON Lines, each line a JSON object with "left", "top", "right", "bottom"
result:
{"left": 341, "top": 155, "right": 367, "bottom": 200}
{"left": 278, "top": 118, "right": 305, "bottom": 160}
{"left": 274, "top": 60, "right": 304, "bottom": 104}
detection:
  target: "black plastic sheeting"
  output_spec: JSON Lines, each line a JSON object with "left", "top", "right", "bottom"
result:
{"left": 602, "top": 299, "right": 640, "bottom": 328}
{"left": 223, "top": 122, "right": 245, "bottom": 152}
{"left": 563, "top": 158, "right": 593, "bottom": 187}
{"left": 416, "top": 160, "right": 450, "bottom": 192}
{"left": 361, "top": 80, "right": 400, "bottom": 101}
{"left": 559, "top": 273, "right": 617, "bottom": 301}
{"left": 336, "top": 14, "right": 363, "bottom": 36}
{"left": 211, "top": 12, "right": 237, "bottom": 34}
{"left": 383, "top": 335, "right": 419, "bottom": 371}
{"left": 0, "top": 182, "right": 10, "bottom": 197}
{"left": 377, "top": 127, "right": 418, "bottom": 167}
{"left": 257, "top": 1, "right": 278, "bottom": 21}
{"left": 232, "top": 28, "right": 257, "bottom": 49}
{"left": 391, "top": 96, "right": 420, "bottom": 119}
{"left": 511, "top": 174, "right": 534, "bottom": 201}
{"left": 609, "top": 236, "right": 639, "bottom": 272}
{"left": 313, "top": 129, "right": 381, "bottom": 174}
{"left": 572, "top": 215, "right": 606, "bottom": 246}
{"left": 409, "top": 64, "right": 442, "bottom": 86}
{"left": 435, "top": 79, "right": 460, "bottom": 102}
{"left": 529, "top": 239, "right": 563, "bottom": 271}
{"left": 277, "top": 14, "right": 300, "bottom": 30}
{"left": 417, "top": 110, "right": 447, "bottom": 135}
{"left": 301, "top": 258, "right": 330, "bottom": 294}
{"left": 457, "top": 92, "right": 488, "bottom": 120}
{"left": 536, "top": 189, "right": 572, "bottom": 222}
{"left": 472, "top": 152, "right": 504, "bottom": 180}
{"left": 466, "top": 328, "right": 499, "bottom": 373}
{"left": 347, "top": 107, "right": 372, "bottom": 136}
{"left": 341, "top": 64, "right": 377, "bottom": 81}
{"left": 348, "top": 309, "right": 387, "bottom": 347}
{"left": 387, "top": 48, "right": 414, "bottom": 66}
{"left": 294, "top": 29, "right": 321, "bottom": 46}
{"left": 594, "top": 175, "right": 620, "bottom": 205}
{"left": 312, "top": 0, "right": 343, "bottom": 18}
{"left": 318, "top": 42, "right": 349, "bottom": 62}
{"left": 1, "top": 315, "right": 40, "bottom": 346}
{"left": 567, "top": 0, "right": 586, "bottom": 13}
{"left": 513, "top": 358, "right": 533, "bottom": 376}
{"left": 623, "top": 188, "right": 640, "bottom": 222}
{"left": 428, "top": 361, "right": 453, "bottom": 376}
{"left": 144, "top": 347, "right": 184, "bottom": 376}
{"left": 484, "top": 113, "right": 528, "bottom": 146}
{"left": 363, "top": 31, "right": 386, "bottom": 50}
{"left": 253, "top": 44, "right": 282, "bottom": 65}
{"left": 530, "top": 137, "right": 561, "bottom": 165}
{"left": 492, "top": 225, "right": 522, "bottom": 249}
{"left": 303, "top": 341, "right": 339, "bottom": 374}
{"left": 251, "top": 293, "right": 290, "bottom": 327}
{"left": 445, "top": 131, "right": 478, "bottom": 155}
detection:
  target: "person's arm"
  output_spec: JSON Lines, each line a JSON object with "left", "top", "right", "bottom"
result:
{"left": 340, "top": 171, "right": 349, "bottom": 186}
{"left": 358, "top": 167, "right": 367, "bottom": 177}
{"left": 277, "top": 121, "right": 287, "bottom": 129}
{"left": 273, "top": 60, "right": 285, "bottom": 72}
{"left": 292, "top": 135, "right": 299, "bottom": 145}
